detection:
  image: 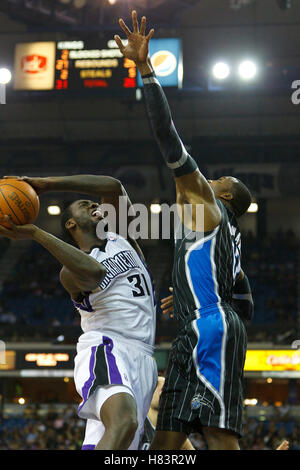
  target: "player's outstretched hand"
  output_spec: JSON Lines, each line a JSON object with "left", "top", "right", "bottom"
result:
{"left": 3, "top": 175, "right": 49, "bottom": 195}
{"left": 276, "top": 440, "right": 289, "bottom": 450}
{"left": 161, "top": 287, "right": 174, "bottom": 318}
{"left": 114, "top": 10, "right": 154, "bottom": 65}
{"left": 0, "top": 215, "right": 37, "bottom": 240}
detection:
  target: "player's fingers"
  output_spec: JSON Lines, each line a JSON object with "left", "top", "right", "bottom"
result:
{"left": 3, "top": 175, "right": 23, "bottom": 180}
{"left": 140, "top": 16, "right": 146, "bottom": 35}
{"left": 161, "top": 299, "right": 173, "bottom": 309}
{"left": 276, "top": 440, "right": 289, "bottom": 450}
{"left": 162, "top": 307, "right": 174, "bottom": 315}
{"left": 161, "top": 295, "right": 173, "bottom": 303}
{"left": 114, "top": 35, "right": 125, "bottom": 54}
{"left": 4, "top": 215, "right": 17, "bottom": 231}
{"left": 161, "top": 305, "right": 172, "bottom": 313}
{"left": 132, "top": 10, "right": 139, "bottom": 33}
{"left": 119, "top": 18, "right": 132, "bottom": 37}
{"left": 0, "top": 221, "right": 13, "bottom": 235}
{"left": 146, "top": 28, "right": 155, "bottom": 42}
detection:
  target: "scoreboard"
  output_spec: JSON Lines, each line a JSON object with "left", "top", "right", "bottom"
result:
{"left": 13, "top": 38, "right": 182, "bottom": 92}
{"left": 13, "top": 39, "right": 136, "bottom": 91}
{"left": 55, "top": 39, "right": 136, "bottom": 90}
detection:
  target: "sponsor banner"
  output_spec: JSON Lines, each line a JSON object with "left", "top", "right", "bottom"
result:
{"left": 14, "top": 42, "right": 56, "bottom": 90}
{"left": 245, "top": 350, "right": 300, "bottom": 372}
{"left": 17, "top": 350, "right": 76, "bottom": 369}
{"left": 0, "top": 350, "right": 16, "bottom": 371}
{"left": 137, "top": 38, "right": 182, "bottom": 88}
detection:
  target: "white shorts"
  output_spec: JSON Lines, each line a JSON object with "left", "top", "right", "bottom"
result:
{"left": 74, "top": 331, "right": 158, "bottom": 450}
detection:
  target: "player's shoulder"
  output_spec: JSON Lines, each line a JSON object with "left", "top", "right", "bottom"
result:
{"left": 106, "top": 231, "right": 132, "bottom": 247}
{"left": 106, "top": 232, "right": 145, "bottom": 261}
{"left": 216, "top": 199, "right": 238, "bottom": 225}
{"left": 106, "top": 232, "right": 120, "bottom": 242}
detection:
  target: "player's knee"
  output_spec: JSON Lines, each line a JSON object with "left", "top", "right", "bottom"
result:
{"left": 203, "top": 427, "right": 239, "bottom": 449}
{"left": 108, "top": 410, "right": 138, "bottom": 445}
{"left": 121, "top": 411, "right": 138, "bottom": 437}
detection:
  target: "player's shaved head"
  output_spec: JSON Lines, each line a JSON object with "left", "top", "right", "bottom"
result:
{"left": 229, "top": 179, "right": 252, "bottom": 218}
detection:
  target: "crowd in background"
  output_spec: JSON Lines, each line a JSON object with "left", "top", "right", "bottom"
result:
{"left": 0, "top": 404, "right": 300, "bottom": 450}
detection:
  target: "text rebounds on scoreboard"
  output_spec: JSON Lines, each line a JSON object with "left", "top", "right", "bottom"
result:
{"left": 13, "top": 38, "right": 182, "bottom": 91}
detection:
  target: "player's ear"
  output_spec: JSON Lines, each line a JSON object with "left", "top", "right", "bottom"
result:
{"left": 220, "top": 192, "right": 233, "bottom": 202}
{"left": 65, "top": 218, "right": 76, "bottom": 230}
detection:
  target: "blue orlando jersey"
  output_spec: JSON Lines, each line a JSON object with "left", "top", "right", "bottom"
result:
{"left": 172, "top": 199, "right": 241, "bottom": 326}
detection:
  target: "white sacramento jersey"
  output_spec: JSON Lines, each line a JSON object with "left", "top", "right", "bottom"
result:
{"left": 72, "top": 232, "right": 156, "bottom": 346}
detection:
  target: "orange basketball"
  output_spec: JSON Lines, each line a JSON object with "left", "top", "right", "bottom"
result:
{"left": 0, "top": 179, "right": 40, "bottom": 227}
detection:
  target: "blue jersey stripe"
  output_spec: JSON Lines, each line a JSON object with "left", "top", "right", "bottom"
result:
{"left": 195, "top": 311, "right": 224, "bottom": 392}
{"left": 186, "top": 238, "right": 219, "bottom": 308}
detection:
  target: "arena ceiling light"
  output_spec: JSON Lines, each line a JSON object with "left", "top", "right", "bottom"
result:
{"left": 212, "top": 62, "right": 231, "bottom": 80}
{"left": 108, "top": 0, "right": 117, "bottom": 4}
{"left": 238, "top": 60, "right": 257, "bottom": 81}
{"left": 247, "top": 203, "right": 258, "bottom": 213}
{"left": 0, "top": 68, "right": 12, "bottom": 85}
{"left": 47, "top": 205, "right": 61, "bottom": 215}
{"left": 150, "top": 203, "right": 162, "bottom": 214}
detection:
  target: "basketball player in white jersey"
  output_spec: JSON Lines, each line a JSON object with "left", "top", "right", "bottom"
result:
{"left": 1, "top": 174, "right": 158, "bottom": 450}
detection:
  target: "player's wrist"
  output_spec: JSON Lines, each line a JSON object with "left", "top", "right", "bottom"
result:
{"left": 31, "top": 226, "right": 45, "bottom": 241}
{"left": 44, "top": 176, "right": 60, "bottom": 191}
{"left": 137, "top": 58, "right": 154, "bottom": 77}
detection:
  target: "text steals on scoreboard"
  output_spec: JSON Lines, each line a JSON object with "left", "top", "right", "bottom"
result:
{"left": 55, "top": 39, "right": 136, "bottom": 90}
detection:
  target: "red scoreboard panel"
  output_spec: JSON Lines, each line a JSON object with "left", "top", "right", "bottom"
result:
{"left": 55, "top": 39, "right": 136, "bottom": 91}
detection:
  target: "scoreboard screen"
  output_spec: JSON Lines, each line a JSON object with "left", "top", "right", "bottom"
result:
{"left": 13, "top": 39, "right": 136, "bottom": 91}
{"left": 55, "top": 39, "right": 136, "bottom": 90}
{"left": 13, "top": 38, "right": 181, "bottom": 92}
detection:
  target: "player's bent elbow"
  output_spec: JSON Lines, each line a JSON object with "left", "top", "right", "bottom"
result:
{"left": 91, "top": 265, "right": 107, "bottom": 285}
{"left": 82, "top": 265, "right": 107, "bottom": 290}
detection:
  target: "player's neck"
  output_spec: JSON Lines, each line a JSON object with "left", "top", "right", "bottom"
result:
{"left": 77, "top": 232, "right": 106, "bottom": 253}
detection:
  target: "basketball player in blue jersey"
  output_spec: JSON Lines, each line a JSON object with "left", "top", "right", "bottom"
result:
{"left": 115, "top": 11, "right": 254, "bottom": 450}
{"left": 0, "top": 174, "right": 157, "bottom": 450}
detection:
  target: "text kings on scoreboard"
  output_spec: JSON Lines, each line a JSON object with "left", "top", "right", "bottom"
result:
{"left": 55, "top": 39, "right": 136, "bottom": 90}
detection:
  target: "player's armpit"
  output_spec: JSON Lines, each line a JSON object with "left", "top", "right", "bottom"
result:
{"left": 175, "top": 169, "right": 216, "bottom": 205}
{"left": 175, "top": 171, "right": 222, "bottom": 232}
{"left": 59, "top": 266, "right": 102, "bottom": 299}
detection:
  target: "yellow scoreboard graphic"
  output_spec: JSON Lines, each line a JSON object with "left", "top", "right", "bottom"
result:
{"left": 14, "top": 41, "right": 56, "bottom": 90}
{"left": 0, "top": 350, "right": 16, "bottom": 371}
{"left": 244, "top": 350, "right": 300, "bottom": 372}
